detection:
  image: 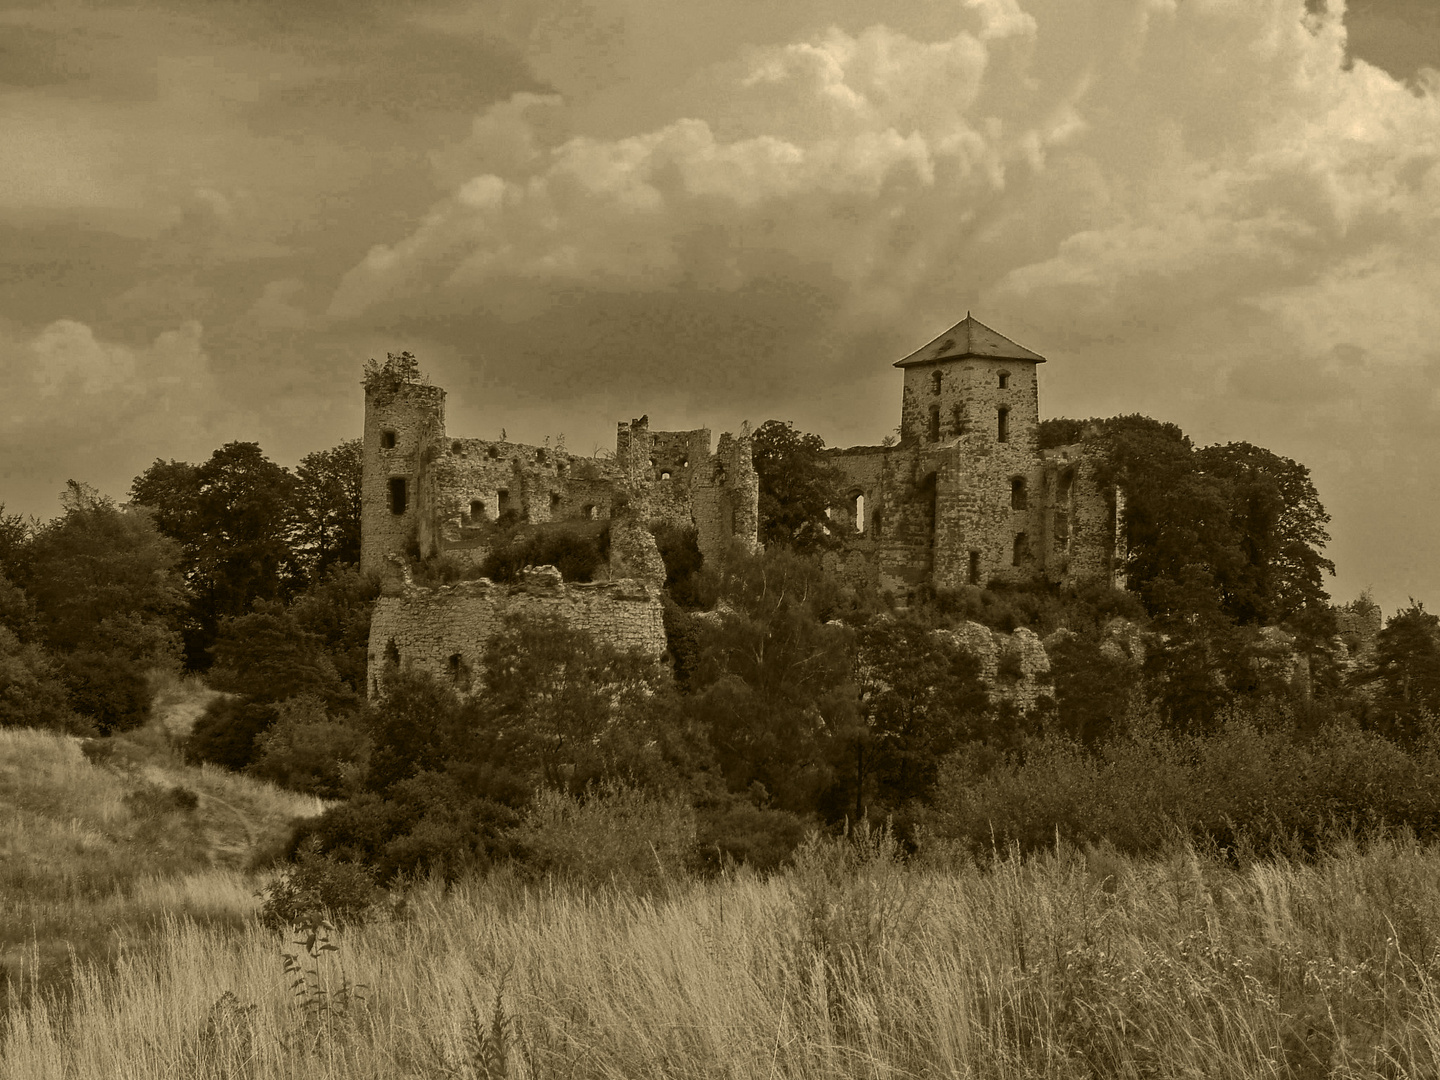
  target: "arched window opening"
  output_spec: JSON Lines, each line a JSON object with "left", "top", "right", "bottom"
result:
{"left": 968, "top": 551, "right": 981, "bottom": 585}
{"left": 997, "top": 407, "right": 1010, "bottom": 443}
{"left": 384, "top": 638, "right": 400, "bottom": 666}
{"left": 388, "top": 477, "right": 407, "bottom": 515}
{"left": 1011, "top": 477, "right": 1027, "bottom": 511}
{"left": 998, "top": 372, "right": 1010, "bottom": 389}
{"left": 851, "top": 492, "right": 865, "bottom": 533}
{"left": 660, "top": 470, "right": 672, "bottom": 481}
{"left": 469, "top": 499, "right": 485, "bottom": 520}
{"left": 928, "top": 404, "right": 941, "bottom": 441}
{"left": 380, "top": 429, "right": 396, "bottom": 450}
{"left": 931, "top": 370, "right": 943, "bottom": 395}
{"left": 1012, "top": 532, "right": 1028, "bottom": 566}
{"left": 497, "top": 489, "right": 511, "bottom": 514}
{"left": 549, "top": 491, "right": 562, "bottom": 510}
{"left": 680, "top": 458, "right": 689, "bottom": 469}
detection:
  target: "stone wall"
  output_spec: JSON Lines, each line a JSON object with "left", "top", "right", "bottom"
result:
{"left": 367, "top": 564, "right": 667, "bottom": 697}
{"left": 361, "top": 377, "right": 446, "bottom": 576}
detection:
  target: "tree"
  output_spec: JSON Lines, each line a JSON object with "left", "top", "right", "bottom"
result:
{"left": 0, "top": 626, "right": 85, "bottom": 734}
{"left": 292, "top": 440, "right": 363, "bottom": 580}
{"left": 751, "top": 420, "right": 849, "bottom": 552}
{"left": 22, "top": 482, "right": 184, "bottom": 666}
{"left": 1362, "top": 602, "right": 1440, "bottom": 742}
{"left": 841, "top": 617, "right": 988, "bottom": 821}
{"left": 132, "top": 442, "right": 300, "bottom": 665}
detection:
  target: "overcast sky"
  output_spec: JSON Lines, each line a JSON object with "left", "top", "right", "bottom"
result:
{"left": 1, "top": 0, "right": 1437, "bottom": 616}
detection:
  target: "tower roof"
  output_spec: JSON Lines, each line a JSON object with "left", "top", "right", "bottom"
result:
{"left": 893, "top": 313, "right": 1045, "bottom": 367}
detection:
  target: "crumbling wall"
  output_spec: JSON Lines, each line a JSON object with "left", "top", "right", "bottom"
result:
{"left": 937, "top": 622, "right": 1052, "bottom": 713}
{"left": 367, "top": 565, "right": 666, "bottom": 697}
{"left": 691, "top": 430, "right": 759, "bottom": 560}
{"left": 361, "top": 378, "right": 446, "bottom": 577}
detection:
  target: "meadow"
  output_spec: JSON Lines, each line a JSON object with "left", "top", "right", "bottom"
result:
{"left": 7, "top": 818, "right": 1440, "bottom": 1077}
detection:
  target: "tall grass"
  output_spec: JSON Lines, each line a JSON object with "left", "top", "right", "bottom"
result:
{"left": 9, "top": 832, "right": 1440, "bottom": 1078}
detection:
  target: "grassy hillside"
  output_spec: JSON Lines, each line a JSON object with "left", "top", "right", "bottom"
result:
{"left": 0, "top": 678, "right": 326, "bottom": 1013}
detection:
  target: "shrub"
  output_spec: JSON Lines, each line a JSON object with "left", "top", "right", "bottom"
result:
{"left": 248, "top": 694, "right": 371, "bottom": 798}
{"left": 479, "top": 524, "right": 608, "bottom": 583}
{"left": 58, "top": 648, "right": 152, "bottom": 734}
{"left": 510, "top": 783, "right": 696, "bottom": 890}
{"left": 259, "top": 839, "right": 379, "bottom": 929}
{"left": 0, "top": 626, "right": 88, "bottom": 734}
{"left": 692, "top": 798, "right": 810, "bottom": 874}
{"left": 184, "top": 696, "right": 278, "bottom": 770}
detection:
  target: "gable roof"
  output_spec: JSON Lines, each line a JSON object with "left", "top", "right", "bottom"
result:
{"left": 893, "top": 313, "right": 1045, "bottom": 367}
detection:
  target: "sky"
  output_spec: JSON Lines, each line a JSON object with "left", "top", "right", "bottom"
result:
{"left": 1, "top": 0, "right": 1438, "bottom": 617}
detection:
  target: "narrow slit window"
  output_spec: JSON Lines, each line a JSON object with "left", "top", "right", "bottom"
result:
{"left": 852, "top": 492, "right": 865, "bottom": 533}
{"left": 497, "top": 489, "right": 511, "bottom": 514}
{"left": 997, "top": 407, "right": 1010, "bottom": 443}
{"left": 550, "top": 492, "right": 562, "bottom": 510}
{"left": 1012, "top": 532, "right": 1028, "bottom": 566}
{"left": 931, "top": 370, "right": 943, "bottom": 394}
{"left": 388, "top": 477, "right": 407, "bottom": 515}
{"left": 929, "top": 404, "right": 941, "bottom": 441}
{"left": 951, "top": 404, "right": 963, "bottom": 436}
{"left": 968, "top": 551, "right": 980, "bottom": 586}
{"left": 1011, "top": 477, "right": 1027, "bottom": 511}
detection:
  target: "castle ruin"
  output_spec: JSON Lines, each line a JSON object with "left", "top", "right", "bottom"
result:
{"left": 821, "top": 315, "right": 1124, "bottom": 596}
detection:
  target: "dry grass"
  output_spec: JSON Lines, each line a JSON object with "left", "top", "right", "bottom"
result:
{"left": 0, "top": 688, "right": 326, "bottom": 1016}
{"left": 8, "top": 833, "right": 1440, "bottom": 1078}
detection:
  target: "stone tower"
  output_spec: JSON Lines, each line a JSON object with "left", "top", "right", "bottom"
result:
{"left": 892, "top": 314, "right": 1046, "bottom": 589}
{"left": 360, "top": 368, "right": 447, "bottom": 577}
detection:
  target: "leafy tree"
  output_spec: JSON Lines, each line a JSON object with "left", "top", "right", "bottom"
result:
{"left": 1362, "top": 602, "right": 1440, "bottom": 742}
{"left": 0, "top": 626, "right": 85, "bottom": 734}
{"left": 1045, "top": 632, "right": 1140, "bottom": 745}
{"left": 838, "top": 616, "right": 988, "bottom": 821}
{"left": 751, "top": 420, "right": 849, "bottom": 552}
{"left": 291, "top": 439, "right": 363, "bottom": 579}
{"left": 288, "top": 566, "right": 380, "bottom": 695}
{"left": 132, "top": 443, "right": 300, "bottom": 665}
{"left": 690, "top": 547, "right": 857, "bottom": 813}
{"left": 248, "top": 694, "right": 371, "bottom": 798}
{"left": 22, "top": 482, "right": 184, "bottom": 666}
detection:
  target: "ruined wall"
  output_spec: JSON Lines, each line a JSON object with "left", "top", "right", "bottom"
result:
{"left": 691, "top": 430, "right": 760, "bottom": 560}
{"left": 1040, "top": 445, "right": 1123, "bottom": 589}
{"left": 939, "top": 623, "right": 1053, "bottom": 713}
{"left": 367, "top": 565, "right": 666, "bottom": 696}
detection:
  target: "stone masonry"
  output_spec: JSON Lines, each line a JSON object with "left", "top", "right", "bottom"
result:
{"left": 823, "top": 315, "right": 1124, "bottom": 598}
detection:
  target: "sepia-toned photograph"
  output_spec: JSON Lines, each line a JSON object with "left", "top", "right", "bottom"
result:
{"left": 2, "top": 0, "right": 1439, "bottom": 1075}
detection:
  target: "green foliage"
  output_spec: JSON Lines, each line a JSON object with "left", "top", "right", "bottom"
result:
{"left": 260, "top": 840, "right": 379, "bottom": 930}
{"left": 930, "top": 579, "right": 1145, "bottom": 636}
{"left": 932, "top": 713, "right": 1440, "bottom": 858}
{"left": 1362, "top": 601, "right": 1440, "bottom": 742}
{"left": 837, "top": 615, "right": 989, "bottom": 822}
{"left": 248, "top": 695, "right": 371, "bottom": 798}
{"left": 57, "top": 647, "right": 152, "bottom": 735}
{"left": 185, "top": 696, "right": 280, "bottom": 771}
{"left": 751, "top": 420, "right": 849, "bottom": 552}
{"left": 361, "top": 349, "right": 422, "bottom": 389}
{"left": 209, "top": 603, "right": 355, "bottom": 709}
{"left": 478, "top": 522, "right": 608, "bottom": 583}
{"left": 292, "top": 439, "right": 363, "bottom": 580}
{"left": 0, "top": 626, "right": 87, "bottom": 734}
{"left": 1045, "top": 631, "right": 1141, "bottom": 745}
{"left": 510, "top": 783, "right": 696, "bottom": 891}
{"left": 650, "top": 521, "right": 706, "bottom": 608}
{"left": 287, "top": 565, "right": 380, "bottom": 696}
{"left": 692, "top": 797, "right": 810, "bottom": 874}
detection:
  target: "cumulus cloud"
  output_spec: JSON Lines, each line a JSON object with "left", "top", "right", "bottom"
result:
{"left": 0, "top": 319, "right": 232, "bottom": 509}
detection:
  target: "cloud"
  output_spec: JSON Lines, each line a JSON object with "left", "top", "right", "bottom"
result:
{"left": 0, "top": 318, "right": 233, "bottom": 509}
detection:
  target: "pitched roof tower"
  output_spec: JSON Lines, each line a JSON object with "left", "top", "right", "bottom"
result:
{"left": 893, "top": 313, "right": 1045, "bottom": 368}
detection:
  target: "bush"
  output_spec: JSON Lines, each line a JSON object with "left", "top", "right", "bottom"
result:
{"left": 58, "top": 648, "right": 152, "bottom": 734}
{"left": 248, "top": 694, "right": 371, "bottom": 798}
{"left": 259, "top": 839, "right": 379, "bottom": 929}
{"left": 510, "top": 783, "right": 696, "bottom": 891}
{"left": 184, "top": 696, "right": 278, "bottom": 770}
{"left": 692, "top": 798, "right": 810, "bottom": 874}
{"left": 480, "top": 523, "right": 608, "bottom": 583}
{"left": 0, "top": 626, "right": 88, "bottom": 734}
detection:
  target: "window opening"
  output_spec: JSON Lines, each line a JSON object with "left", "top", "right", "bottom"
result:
{"left": 997, "top": 407, "right": 1009, "bottom": 443}
{"left": 998, "top": 372, "right": 1010, "bottom": 389}
{"left": 931, "top": 370, "right": 943, "bottom": 394}
{"left": 851, "top": 492, "right": 865, "bottom": 533}
{"left": 951, "top": 404, "right": 963, "bottom": 436}
{"left": 384, "top": 638, "right": 400, "bottom": 666}
{"left": 1012, "top": 532, "right": 1028, "bottom": 566}
{"left": 447, "top": 653, "right": 471, "bottom": 691}
{"left": 968, "top": 551, "right": 980, "bottom": 586}
{"left": 487, "top": 445, "right": 499, "bottom": 459}
{"left": 660, "top": 470, "right": 671, "bottom": 481}
{"left": 582, "top": 504, "right": 595, "bottom": 520}
{"left": 497, "top": 489, "right": 511, "bottom": 514}
{"left": 680, "top": 458, "right": 688, "bottom": 469}
{"left": 1011, "top": 477, "right": 1027, "bottom": 511}
{"left": 388, "top": 477, "right": 407, "bottom": 515}
{"left": 550, "top": 492, "right": 562, "bottom": 510}
{"left": 928, "top": 404, "right": 941, "bottom": 441}
{"left": 469, "top": 499, "right": 485, "bottom": 520}
{"left": 380, "top": 430, "right": 396, "bottom": 450}
{"left": 871, "top": 509, "right": 883, "bottom": 537}
{"left": 452, "top": 440, "right": 463, "bottom": 455}
{"left": 536, "top": 448, "right": 546, "bottom": 463}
